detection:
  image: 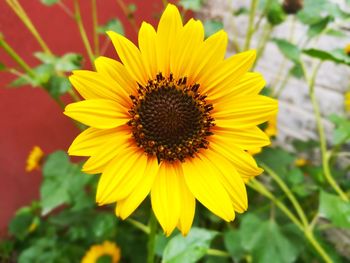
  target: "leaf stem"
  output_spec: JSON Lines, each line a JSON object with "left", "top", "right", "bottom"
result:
{"left": 260, "top": 163, "right": 309, "bottom": 227}
{"left": 301, "top": 60, "right": 349, "bottom": 202}
{"left": 0, "top": 35, "right": 35, "bottom": 77}
{"left": 253, "top": 22, "right": 273, "bottom": 68}
{"left": 91, "top": 0, "right": 99, "bottom": 56}
{"left": 243, "top": 0, "right": 259, "bottom": 50}
{"left": 6, "top": 0, "right": 52, "bottom": 55}
{"left": 147, "top": 213, "right": 157, "bottom": 263}
{"left": 115, "top": 0, "right": 138, "bottom": 34}
{"left": 73, "top": 0, "right": 95, "bottom": 66}
{"left": 206, "top": 248, "right": 230, "bottom": 258}
{"left": 127, "top": 218, "right": 150, "bottom": 234}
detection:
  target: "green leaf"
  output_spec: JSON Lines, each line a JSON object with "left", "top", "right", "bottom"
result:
{"left": 162, "top": 228, "right": 217, "bottom": 263}
{"left": 240, "top": 215, "right": 300, "bottom": 263}
{"left": 8, "top": 207, "right": 35, "bottom": 240}
{"left": 319, "top": 191, "right": 350, "bottom": 228}
{"left": 40, "top": 0, "right": 60, "bottom": 6}
{"left": 287, "top": 168, "right": 305, "bottom": 186}
{"left": 127, "top": 4, "right": 137, "bottom": 13}
{"left": 98, "top": 19, "right": 124, "bottom": 35}
{"left": 41, "top": 151, "right": 91, "bottom": 215}
{"left": 55, "top": 53, "right": 83, "bottom": 72}
{"left": 273, "top": 38, "right": 301, "bottom": 63}
{"left": 203, "top": 20, "right": 223, "bottom": 38}
{"left": 9, "top": 64, "right": 54, "bottom": 88}
{"left": 297, "top": 0, "right": 329, "bottom": 25}
{"left": 179, "top": 0, "right": 203, "bottom": 11}
{"left": 303, "top": 48, "right": 350, "bottom": 66}
{"left": 45, "top": 75, "right": 71, "bottom": 99}
{"left": 307, "top": 16, "right": 332, "bottom": 39}
{"left": 266, "top": 0, "right": 286, "bottom": 26}
{"left": 223, "top": 230, "right": 245, "bottom": 261}
{"left": 289, "top": 62, "right": 304, "bottom": 79}
{"left": 328, "top": 114, "right": 350, "bottom": 145}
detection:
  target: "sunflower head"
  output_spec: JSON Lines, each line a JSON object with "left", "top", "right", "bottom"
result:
{"left": 81, "top": 241, "right": 121, "bottom": 263}
{"left": 64, "top": 4, "right": 278, "bottom": 236}
{"left": 25, "top": 146, "right": 44, "bottom": 172}
{"left": 282, "top": 0, "right": 304, "bottom": 14}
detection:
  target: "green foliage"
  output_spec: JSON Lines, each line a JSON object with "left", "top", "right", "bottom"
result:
{"left": 303, "top": 48, "right": 350, "bottom": 66}
{"left": 98, "top": 19, "right": 124, "bottom": 35}
{"left": 328, "top": 114, "right": 350, "bottom": 145}
{"left": 0, "top": 61, "right": 5, "bottom": 71}
{"left": 41, "top": 151, "right": 93, "bottom": 215}
{"left": 272, "top": 38, "right": 301, "bottom": 63}
{"left": 319, "top": 191, "right": 350, "bottom": 228}
{"left": 162, "top": 228, "right": 217, "bottom": 263}
{"left": 266, "top": 0, "right": 286, "bottom": 26}
{"left": 179, "top": 0, "right": 203, "bottom": 11}
{"left": 225, "top": 215, "right": 302, "bottom": 263}
{"left": 203, "top": 20, "right": 223, "bottom": 38}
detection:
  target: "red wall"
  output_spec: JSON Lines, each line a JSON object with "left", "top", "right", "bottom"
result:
{"left": 0, "top": 0, "right": 171, "bottom": 237}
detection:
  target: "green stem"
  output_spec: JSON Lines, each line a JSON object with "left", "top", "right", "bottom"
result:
{"left": 261, "top": 163, "right": 309, "bottom": 227}
{"left": 301, "top": 60, "right": 349, "bottom": 202}
{"left": 253, "top": 22, "right": 273, "bottom": 69}
{"left": 73, "top": 0, "right": 95, "bottom": 66}
{"left": 248, "top": 179, "right": 303, "bottom": 230}
{"left": 6, "top": 0, "right": 52, "bottom": 55}
{"left": 115, "top": 0, "right": 138, "bottom": 34}
{"left": 305, "top": 230, "right": 333, "bottom": 263}
{"left": 206, "top": 249, "right": 230, "bottom": 258}
{"left": 0, "top": 36, "right": 35, "bottom": 77}
{"left": 127, "top": 218, "right": 150, "bottom": 234}
{"left": 244, "top": 0, "right": 259, "bottom": 50}
{"left": 147, "top": 213, "right": 157, "bottom": 263}
{"left": 91, "top": 0, "right": 99, "bottom": 56}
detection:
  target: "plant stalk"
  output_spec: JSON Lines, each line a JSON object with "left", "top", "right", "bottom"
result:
{"left": 147, "top": 213, "right": 157, "bottom": 263}
{"left": 243, "top": 0, "right": 259, "bottom": 50}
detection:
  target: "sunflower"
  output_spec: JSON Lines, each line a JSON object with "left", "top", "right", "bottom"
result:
{"left": 64, "top": 4, "right": 278, "bottom": 236}
{"left": 345, "top": 44, "right": 350, "bottom": 56}
{"left": 81, "top": 241, "right": 120, "bottom": 263}
{"left": 25, "top": 146, "right": 44, "bottom": 172}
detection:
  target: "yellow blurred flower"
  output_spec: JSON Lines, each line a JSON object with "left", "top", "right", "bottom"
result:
{"left": 81, "top": 241, "right": 121, "bottom": 263}
{"left": 25, "top": 146, "right": 44, "bottom": 172}
{"left": 295, "top": 158, "right": 308, "bottom": 167}
{"left": 345, "top": 91, "right": 350, "bottom": 111}
{"left": 344, "top": 44, "right": 350, "bottom": 56}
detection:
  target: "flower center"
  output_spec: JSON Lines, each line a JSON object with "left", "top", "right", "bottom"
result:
{"left": 128, "top": 73, "right": 215, "bottom": 162}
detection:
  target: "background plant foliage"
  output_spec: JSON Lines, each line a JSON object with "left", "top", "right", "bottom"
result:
{"left": 1, "top": 0, "right": 350, "bottom": 262}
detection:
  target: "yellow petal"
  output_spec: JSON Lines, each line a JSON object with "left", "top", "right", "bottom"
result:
{"left": 64, "top": 99, "right": 129, "bottom": 129}
{"left": 94, "top": 56, "right": 137, "bottom": 95}
{"left": 210, "top": 140, "right": 263, "bottom": 181}
{"left": 188, "top": 30, "right": 228, "bottom": 85}
{"left": 212, "top": 72, "right": 266, "bottom": 104}
{"left": 200, "top": 50, "right": 256, "bottom": 95}
{"left": 182, "top": 156, "right": 235, "bottom": 221}
{"left": 82, "top": 135, "right": 131, "bottom": 174}
{"left": 174, "top": 164, "right": 196, "bottom": 236}
{"left": 170, "top": 19, "right": 204, "bottom": 80}
{"left": 212, "top": 126, "right": 270, "bottom": 150}
{"left": 96, "top": 148, "right": 148, "bottom": 205}
{"left": 151, "top": 161, "right": 182, "bottom": 236}
{"left": 214, "top": 95, "right": 278, "bottom": 128}
{"left": 115, "top": 156, "right": 159, "bottom": 219}
{"left": 69, "top": 70, "right": 130, "bottom": 107}
{"left": 203, "top": 150, "right": 248, "bottom": 213}
{"left": 68, "top": 127, "right": 130, "bottom": 156}
{"left": 107, "top": 31, "right": 148, "bottom": 85}
{"left": 138, "top": 22, "right": 158, "bottom": 80}
{"left": 156, "top": 4, "right": 183, "bottom": 77}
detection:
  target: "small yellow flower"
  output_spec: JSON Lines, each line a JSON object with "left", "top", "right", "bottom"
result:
{"left": 28, "top": 221, "right": 38, "bottom": 233}
{"left": 81, "top": 241, "right": 121, "bottom": 263}
{"left": 295, "top": 158, "right": 308, "bottom": 167}
{"left": 25, "top": 146, "right": 44, "bottom": 172}
{"left": 64, "top": 4, "right": 278, "bottom": 236}
{"left": 345, "top": 91, "right": 350, "bottom": 111}
{"left": 344, "top": 44, "right": 350, "bottom": 56}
